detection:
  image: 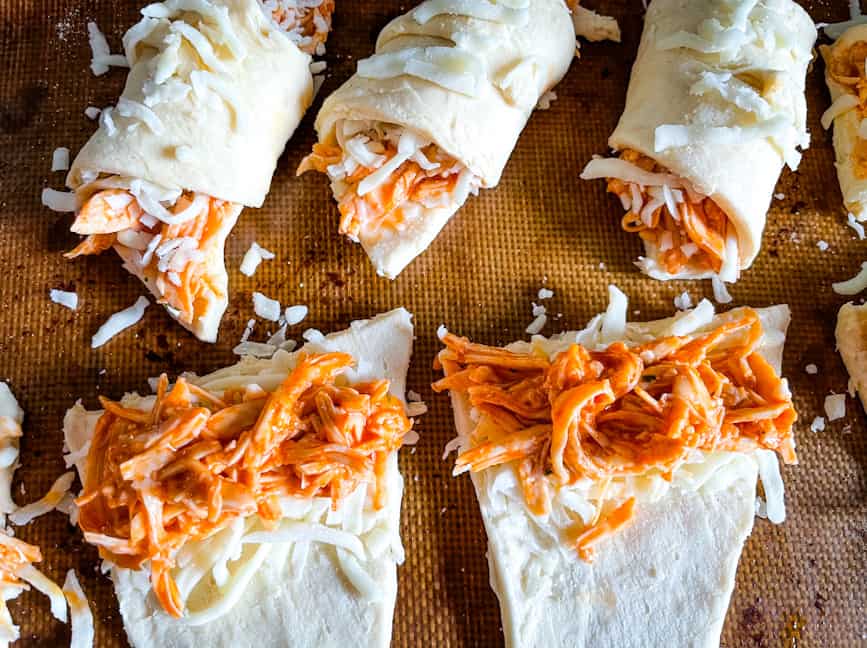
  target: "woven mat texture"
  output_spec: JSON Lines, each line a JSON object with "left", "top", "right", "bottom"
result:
{"left": 0, "top": 0, "right": 863, "bottom": 645}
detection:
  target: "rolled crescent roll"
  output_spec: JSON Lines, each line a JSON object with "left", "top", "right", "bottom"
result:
{"left": 64, "top": 309, "right": 415, "bottom": 648}
{"left": 299, "top": 0, "right": 576, "bottom": 278}
{"left": 821, "top": 25, "right": 867, "bottom": 221}
{"left": 581, "top": 0, "right": 815, "bottom": 284}
{"left": 836, "top": 301, "right": 867, "bottom": 413}
{"left": 64, "top": 0, "right": 334, "bottom": 342}
{"left": 433, "top": 290, "right": 797, "bottom": 647}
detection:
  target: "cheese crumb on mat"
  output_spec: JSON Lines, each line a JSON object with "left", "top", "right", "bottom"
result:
{"left": 252, "top": 292, "right": 281, "bottom": 322}
{"left": 284, "top": 305, "right": 308, "bottom": 326}
{"left": 526, "top": 313, "right": 547, "bottom": 335}
{"left": 817, "top": 240, "right": 829, "bottom": 251}
{"left": 41, "top": 188, "right": 77, "bottom": 213}
{"left": 832, "top": 262, "right": 867, "bottom": 295}
{"left": 239, "top": 242, "right": 275, "bottom": 277}
{"left": 51, "top": 147, "right": 70, "bottom": 172}
{"left": 537, "top": 287, "right": 554, "bottom": 300}
{"left": 673, "top": 291, "right": 693, "bottom": 310}
{"left": 84, "top": 106, "right": 101, "bottom": 120}
{"left": 436, "top": 324, "right": 448, "bottom": 340}
{"left": 572, "top": 5, "right": 621, "bottom": 42}
{"left": 824, "top": 394, "right": 846, "bottom": 422}
{"left": 49, "top": 289, "right": 78, "bottom": 311}
{"left": 91, "top": 296, "right": 149, "bottom": 348}
{"left": 87, "top": 21, "right": 128, "bottom": 76}
{"left": 63, "top": 569, "right": 94, "bottom": 648}
{"left": 805, "top": 364, "right": 818, "bottom": 375}
{"left": 810, "top": 416, "right": 826, "bottom": 433}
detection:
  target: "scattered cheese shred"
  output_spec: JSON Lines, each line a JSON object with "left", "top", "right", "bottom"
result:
{"left": 824, "top": 393, "right": 846, "bottom": 421}
{"left": 810, "top": 416, "right": 826, "bottom": 433}
{"left": 51, "top": 147, "right": 70, "bottom": 172}
{"left": 49, "top": 289, "right": 79, "bottom": 311}
{"left": 284, "top": 305, "right": 309, "bottom": 326}
{"left": 239, "top": 242, "right": 275, "bottom": 277}
{"left": 91, "top": 296, "right": 150, "bottom": 348}
{"left": 63, "top": 569, "right": 94, "bottom": 648}
{"left": 832, "top": 262, "right": 867, "bottom": 295}
{"left": 41, "top": 188, "right": 77, "bottom": 213}
{"left": 252, "top": 292, "right": 281, "bottom": 321}
{"left": 9, "top": 472, "right": 75, "bottom": 526}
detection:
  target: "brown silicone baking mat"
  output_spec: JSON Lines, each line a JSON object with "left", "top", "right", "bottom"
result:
{"left": 0, "top": 0, "right": 864, "bottom": 645}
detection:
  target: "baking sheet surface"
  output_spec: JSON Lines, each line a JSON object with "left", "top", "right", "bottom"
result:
{"left": 0, "top": 1, "right": 863, "bottom": 646}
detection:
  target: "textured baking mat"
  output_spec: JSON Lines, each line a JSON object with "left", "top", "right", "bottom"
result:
{"left": 0, "top": 0, "right": 863, "bottom": 646}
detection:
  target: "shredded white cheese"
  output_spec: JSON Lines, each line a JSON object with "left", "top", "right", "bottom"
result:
{"left": 817, "top": 240, "right": 829, "bottom": 251}
{"left": 284, "top": 305, "right": 308, "bottom": 326}
{"left": 805, "top": 364, "right": 818, "bottom": 375}
{"left": 9, "top": 472, "right": 75, "bottom": 526}
{"left": 357, "top": 47, "right": 485, "bottom": 98}
{"left": 51, "top": 147, "right": 70, "bottom": 172}
{"left": 49, "top": 289, "right": 79, "bottom": 311}
{"left": 525, "top": 313, "right": 547, "bottom": 335}
{"left": 18, "top": 565, "right": 67, "bottom": 622}
{"left": 63, "top": 569, "right": 94, "bottom": 648}
{"left": 755, "top": 450, "right": 785, "bottom": 524}
{"left": 832, "top": 262, "right": 867, "bottom": 295}
{"left": 673, "top": 291, "right": 693, "bottom": 310}
{"left": 600, "top": 284, "right": 627, "bottom": 343}
{"left": 436, "top": 324, "right": 448, "bottom": 340}
{"left": 711, "top": 276, "right": 733, "bottom": 304}
{"left": 41, "top": 188, "right": 77, "bottom": 213}
{"left": 537, "top": 287, "right": 554, "bottom": 300}
{"left": 821, "top": 93, "right": 859, "bottom": 130}
{"left": 117, "top": 98, "right": 165, "bottom": 135}
{"left": 252, "top": 292, "right": 281, "bottom": 322}
{"left": 810, "top": 416, "right": 826, "bottom": 433}
{"left": 824, "top": 393, "right": 846, "bottom": 421}
{"left": 571, "top": 5, "right": 621, "bottom": 42}
{"left": 239, "top": 242, "right": 275, "bottom": 277}
{"left": 84, "top": 106, "right": 101, "bottom": 120}
{"left": 847, "top": 213, "right": 866, "bottom": 240}
{"left": 91, "top": 296, "right": 150, "bottom": 348}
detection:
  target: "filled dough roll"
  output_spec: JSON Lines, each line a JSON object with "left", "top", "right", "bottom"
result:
{"left": 299, "top": 0, "right": 576, "bottom": 278}
{"left": 821, "top": 25, "right": 867, "bottom": 221}
{"left": 64, "top": 0, "right": 333, "bottom": 342}
{"left": 581, "top": 0, "right": 815, "bottom": 284}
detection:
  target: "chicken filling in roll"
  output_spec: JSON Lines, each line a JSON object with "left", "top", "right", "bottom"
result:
{"left": 298, "top": 121, "right": 481, "bottom": 245}
{"left": 433, "top": 307, "right": 796, "bottom": 560}
{"left": 66, "top": 2, "right": 335, "bottom": 330}
{"left": 75, "top": 352, "right": 412, "bottom": 618}
{"left": 585, "top": 149, "right": 740, "bottom": 280}
{"left": 822, "top": 38, "right": 867, "bottom": 177}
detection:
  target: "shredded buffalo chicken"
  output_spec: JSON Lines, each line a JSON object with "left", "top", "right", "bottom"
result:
{"left": 0, "top": 533, "right": 43, "bottom": 590}
{"left": 298, "top": 141, "right": 466, "bottom": 242}
{"left": 433, "top": 309, "right": 797, "bottom": 560}
{"left": 607, "top": 149, "right": 731, "bottom": 275}
{"left": 76, "top": 353, "right": 411, "bottom": 617}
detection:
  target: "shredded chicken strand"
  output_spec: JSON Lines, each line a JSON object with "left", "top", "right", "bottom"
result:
{"left": 76, "top": 353, "right": 411, "bottom": 617}
{"left": 433, "top": 309, "right": 797, "bottom": 559}
{"left": 606, "top": 149, "right": 730, "bottom": 275}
